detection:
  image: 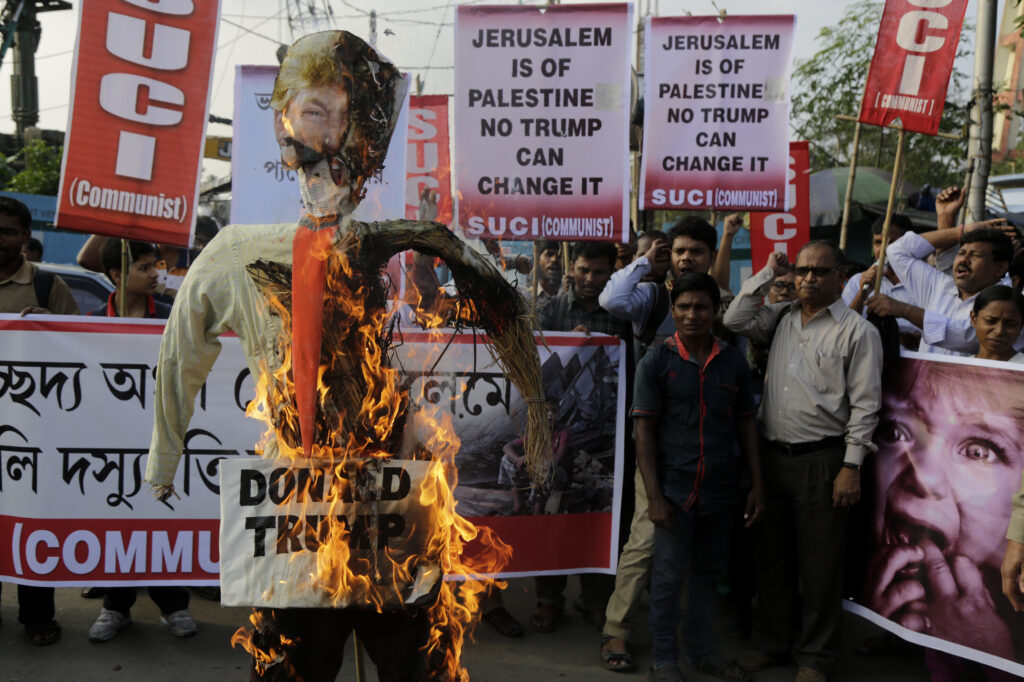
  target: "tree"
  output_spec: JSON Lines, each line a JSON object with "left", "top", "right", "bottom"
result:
{"left": 5, "top": 139, "right": 63, "bottom": 195}
{"left": 790, "top": 0, "right": 972, "bottom": 188}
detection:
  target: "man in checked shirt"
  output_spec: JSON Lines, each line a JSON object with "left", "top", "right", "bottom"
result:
{"left": 724, "top": 242, "right": 883, "bottom": 682}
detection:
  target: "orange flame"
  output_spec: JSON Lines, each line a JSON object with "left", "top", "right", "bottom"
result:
{"left": 235, "top": 234, "right": 511, "bottom": 678}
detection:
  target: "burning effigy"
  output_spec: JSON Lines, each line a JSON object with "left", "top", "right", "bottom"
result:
{"left": 144, "top": 31, "right": 550, "bottom": 681}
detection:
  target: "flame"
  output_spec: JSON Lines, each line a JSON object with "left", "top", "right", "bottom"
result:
{"left": 235, "top": 231, "right": 512, "bottom": 678}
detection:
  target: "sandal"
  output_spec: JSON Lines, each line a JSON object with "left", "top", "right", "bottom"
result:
{"left": 528, "top": 601, "right": 562, "bottom": 633}
{"left": 482, "top": 606, "right": 522, "bottom": 637}
{"left": 25, "top": 619, "right": 61, "bottom": 646}
{"left": 601, "top": 635, "right": 636, "bottom": 672}
{"left": 687, "top": 655, "right": 750, "bottom": 682}
{"left": 573, "top": 596, "right": 606, "bottom": 631}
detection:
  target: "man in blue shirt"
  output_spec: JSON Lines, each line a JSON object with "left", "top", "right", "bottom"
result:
{"left": 633, "top": 272, "right": 763, "bottom": 682}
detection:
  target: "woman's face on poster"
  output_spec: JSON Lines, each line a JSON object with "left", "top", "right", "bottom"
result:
{"left": 873, "top": 366, "right": 1024, "bottom": 573}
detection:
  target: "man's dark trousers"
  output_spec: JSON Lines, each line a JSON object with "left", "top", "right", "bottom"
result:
{"left": 753, "top": 441, "right": 848, "bottom": 673}
{"left": 0, "top": 584, "right": 55, "bottom": 626}
{"left": 649, "top": 503, "right": 733, "bottom": 667}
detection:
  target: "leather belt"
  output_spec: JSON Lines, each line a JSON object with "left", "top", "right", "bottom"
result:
{"left": 769, "top": 436, "right": 844, "bottom": 456}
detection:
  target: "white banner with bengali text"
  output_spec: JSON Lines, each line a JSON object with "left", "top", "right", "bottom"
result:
{"left": 0, "top": 316, "right": 622, "bottom": 587}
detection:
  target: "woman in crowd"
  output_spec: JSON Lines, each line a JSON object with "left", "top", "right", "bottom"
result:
{"left": 970, "top": 284, "right": 1024, "bottom": 364}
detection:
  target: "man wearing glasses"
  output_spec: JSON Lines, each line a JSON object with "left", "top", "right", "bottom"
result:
{"left": 767, "top": 267, "right": 797, "bottom": 304}
{"left": 724, "top": 242, "right": 883, "bottom": 682}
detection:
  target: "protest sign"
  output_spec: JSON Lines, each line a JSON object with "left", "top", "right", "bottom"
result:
{"left": 859, "top": 0, "right": 968, "bottom": 136}
{"left": 749, "top": 141, "right": 810, "bottom": 272}
{"left": 406, "top": 95, "right": 452, "bottom": 224}
{"left": 0, "top": 317, "right": 623, "bottom": 586}
{"left": 219, "top": 457, "right": 440, "bottom": 608}
{"left": 230, "top": 65, "right": 409, "bottom": 225}
{"left": 454, "top": 4, "right": 632, "bottom": 242}
{"left": 55, "top": 0, "right": 221, "bottom": 246}
{"left": 640, "top": 15, "right": 795, "bottom": 212}
{"left": 846, "top": 353, "right": 1024, "bottom": 678}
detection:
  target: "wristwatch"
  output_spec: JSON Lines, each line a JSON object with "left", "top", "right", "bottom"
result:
{"left": 842, "top": 461, "right": 861, "bottom": 471}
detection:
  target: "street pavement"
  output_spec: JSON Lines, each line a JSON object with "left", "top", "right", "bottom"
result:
{"left": 2, "top": 578, "right": 931, "bottom": 681}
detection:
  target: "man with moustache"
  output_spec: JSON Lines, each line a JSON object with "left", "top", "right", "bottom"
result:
{"left": 632, "top": 272, "right": 762, "bottom": 682}
{"left": 724, "top": 243, "right": 883, "bottom": 682}
{"left": 532, "top": 239, "right": 563, "bottom": 305}
{"left": 868, "top": 223, "right": 1016, "bottom": 355}
{"left": 597, "top": 217, "right": 734, "bottom": 667}
{"left": 600, "top": 216, "right": 734, "bottom": 347}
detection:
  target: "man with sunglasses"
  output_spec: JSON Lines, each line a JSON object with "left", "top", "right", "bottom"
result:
{"left": 724, "top": 242, "right": 883, "bottom": 682}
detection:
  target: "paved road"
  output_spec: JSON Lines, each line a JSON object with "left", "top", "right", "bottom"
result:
{"left": 2, "top": 578, "right": 930, "bottom": 681}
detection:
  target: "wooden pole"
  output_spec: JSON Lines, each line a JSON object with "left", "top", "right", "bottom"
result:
{"left": 353, "top": 633, "right": 367, "bottom": 682}
{"left": 561, "top": 241, "right": 571, "bottom": 283}
{"left": 118, "top": 238, "right": 128, "bottom": 318}
{"left": 531, "top": 241, "right": 540, "bottom": 316}
{"left": 838, "top": 121, "right": 862, "bottom": 251}
{"left": 874, "top": 126, "right": 906, "bottom": 295}
{"left": 834, "top": 114, "right": 962, "bottom": 140}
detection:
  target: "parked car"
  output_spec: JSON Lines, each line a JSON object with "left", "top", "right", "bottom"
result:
{"left": 35, "top": 262, "right": 113, "bottom": 314}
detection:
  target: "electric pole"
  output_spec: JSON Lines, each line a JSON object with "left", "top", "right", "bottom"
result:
{"left": 967, "top": 0, "right": 997, "bottom": 222}
{"left": 0, "top": 0, "right": 71, "bottom": 141}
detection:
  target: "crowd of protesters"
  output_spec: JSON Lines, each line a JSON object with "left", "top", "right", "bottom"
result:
{"left": 5, "top": 183, "right": 1024, "bottom": 682}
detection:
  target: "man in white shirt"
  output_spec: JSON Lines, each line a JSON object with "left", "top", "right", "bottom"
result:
{"left": 869, "top": 224, "right": 1016, "bottom": 355}
{"left": 841, "top": 215, "right": 919, "bottom": 346}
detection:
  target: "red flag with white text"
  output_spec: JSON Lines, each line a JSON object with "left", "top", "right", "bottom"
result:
{"left": 406, "top": 95, "right": 452, "bottom": 224}
{"left": 859, "top": 0, "right": 967, "bottom": 136}
{"left": 749, "top": 142, "right": 809, "bottom": 273}
{"left": 55, "top": 0, "right": 221, "bottom": 246}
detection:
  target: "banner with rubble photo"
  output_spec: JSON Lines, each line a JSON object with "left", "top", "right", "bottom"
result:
{"left": 230, "top": 65, "right": 409, "bottom": 225}
{"left": 453, "top": 3, "right": 632, "bottom": 242}
{"left": 845, "top": 352, "right": 1024, "bottom": 677}
{"left": 55, "top": 0, "right": 221, "bottom": 246}
{"left": 0, "top": 317, "right": 624, "bottom": 586}
{"left": 640, "top": 14, "right": 794, "bottom": 212}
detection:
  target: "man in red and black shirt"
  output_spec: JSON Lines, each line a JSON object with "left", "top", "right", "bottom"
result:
{"left": 633, "top": 272, "right": 763, "bottom": 682}
{"left": 89, "top": 239, "right": 171, "bottom": 319}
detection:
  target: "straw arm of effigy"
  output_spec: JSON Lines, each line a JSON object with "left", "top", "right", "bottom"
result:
{"left": 351, "top": 219, "right": 552, "bottom": 486}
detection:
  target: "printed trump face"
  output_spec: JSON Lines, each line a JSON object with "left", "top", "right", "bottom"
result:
{"left": 866, "top": 358, "right": 1024, "bottom": 658}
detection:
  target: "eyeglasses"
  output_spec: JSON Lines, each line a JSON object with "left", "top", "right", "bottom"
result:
{"left": 794, "top": 266, "right": 836, "bottom": 278}
{"left": 771, "top": 281, "right": 796, "bottom": 291}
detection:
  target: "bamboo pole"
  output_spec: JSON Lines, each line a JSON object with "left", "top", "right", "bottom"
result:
{"left": 561, "top": 241, "right": 571, "bottom": 283}
{"left": 834, "top": 114, "right": 962, "bottom": 140}
{"left": 118, "top": 238, "right": 128, "bottom": 318}
{"left": 874, "top": 126, "right": 906, "bottom": 295}
{"left": 531, "top": 241, "right": 540, "bottom": 316}
{"left": 353, "top": 633, "right": 367, "bottom": 682}
{"left": 838, "top": 121, "right": 862, "bottom": 251}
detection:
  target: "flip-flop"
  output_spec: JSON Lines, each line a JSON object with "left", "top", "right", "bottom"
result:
{"left": 601, "top": 635, "right": 636, "bottom": 673}
{"left": 528, "top": 602, "right": 562, "bottom": 633}
{"left": 25, "top": 619, "right": 61, "bottom": 646}
{"left": 482, "top": 606, "right": 523, "bottom": 637}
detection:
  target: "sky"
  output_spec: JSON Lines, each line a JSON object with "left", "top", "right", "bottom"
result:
{"left": 0, "top": 0, "right": 998, "bottom": 176}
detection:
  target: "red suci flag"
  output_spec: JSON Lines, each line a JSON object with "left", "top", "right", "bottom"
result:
{"left": 749, "top": 142, "right": 810, "bottom": 273}
{"left": 56, "top": 0, "right": 221, "bottom": 246}
{"left": 859, "top": 0, "right": 968, "bottom": 136}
